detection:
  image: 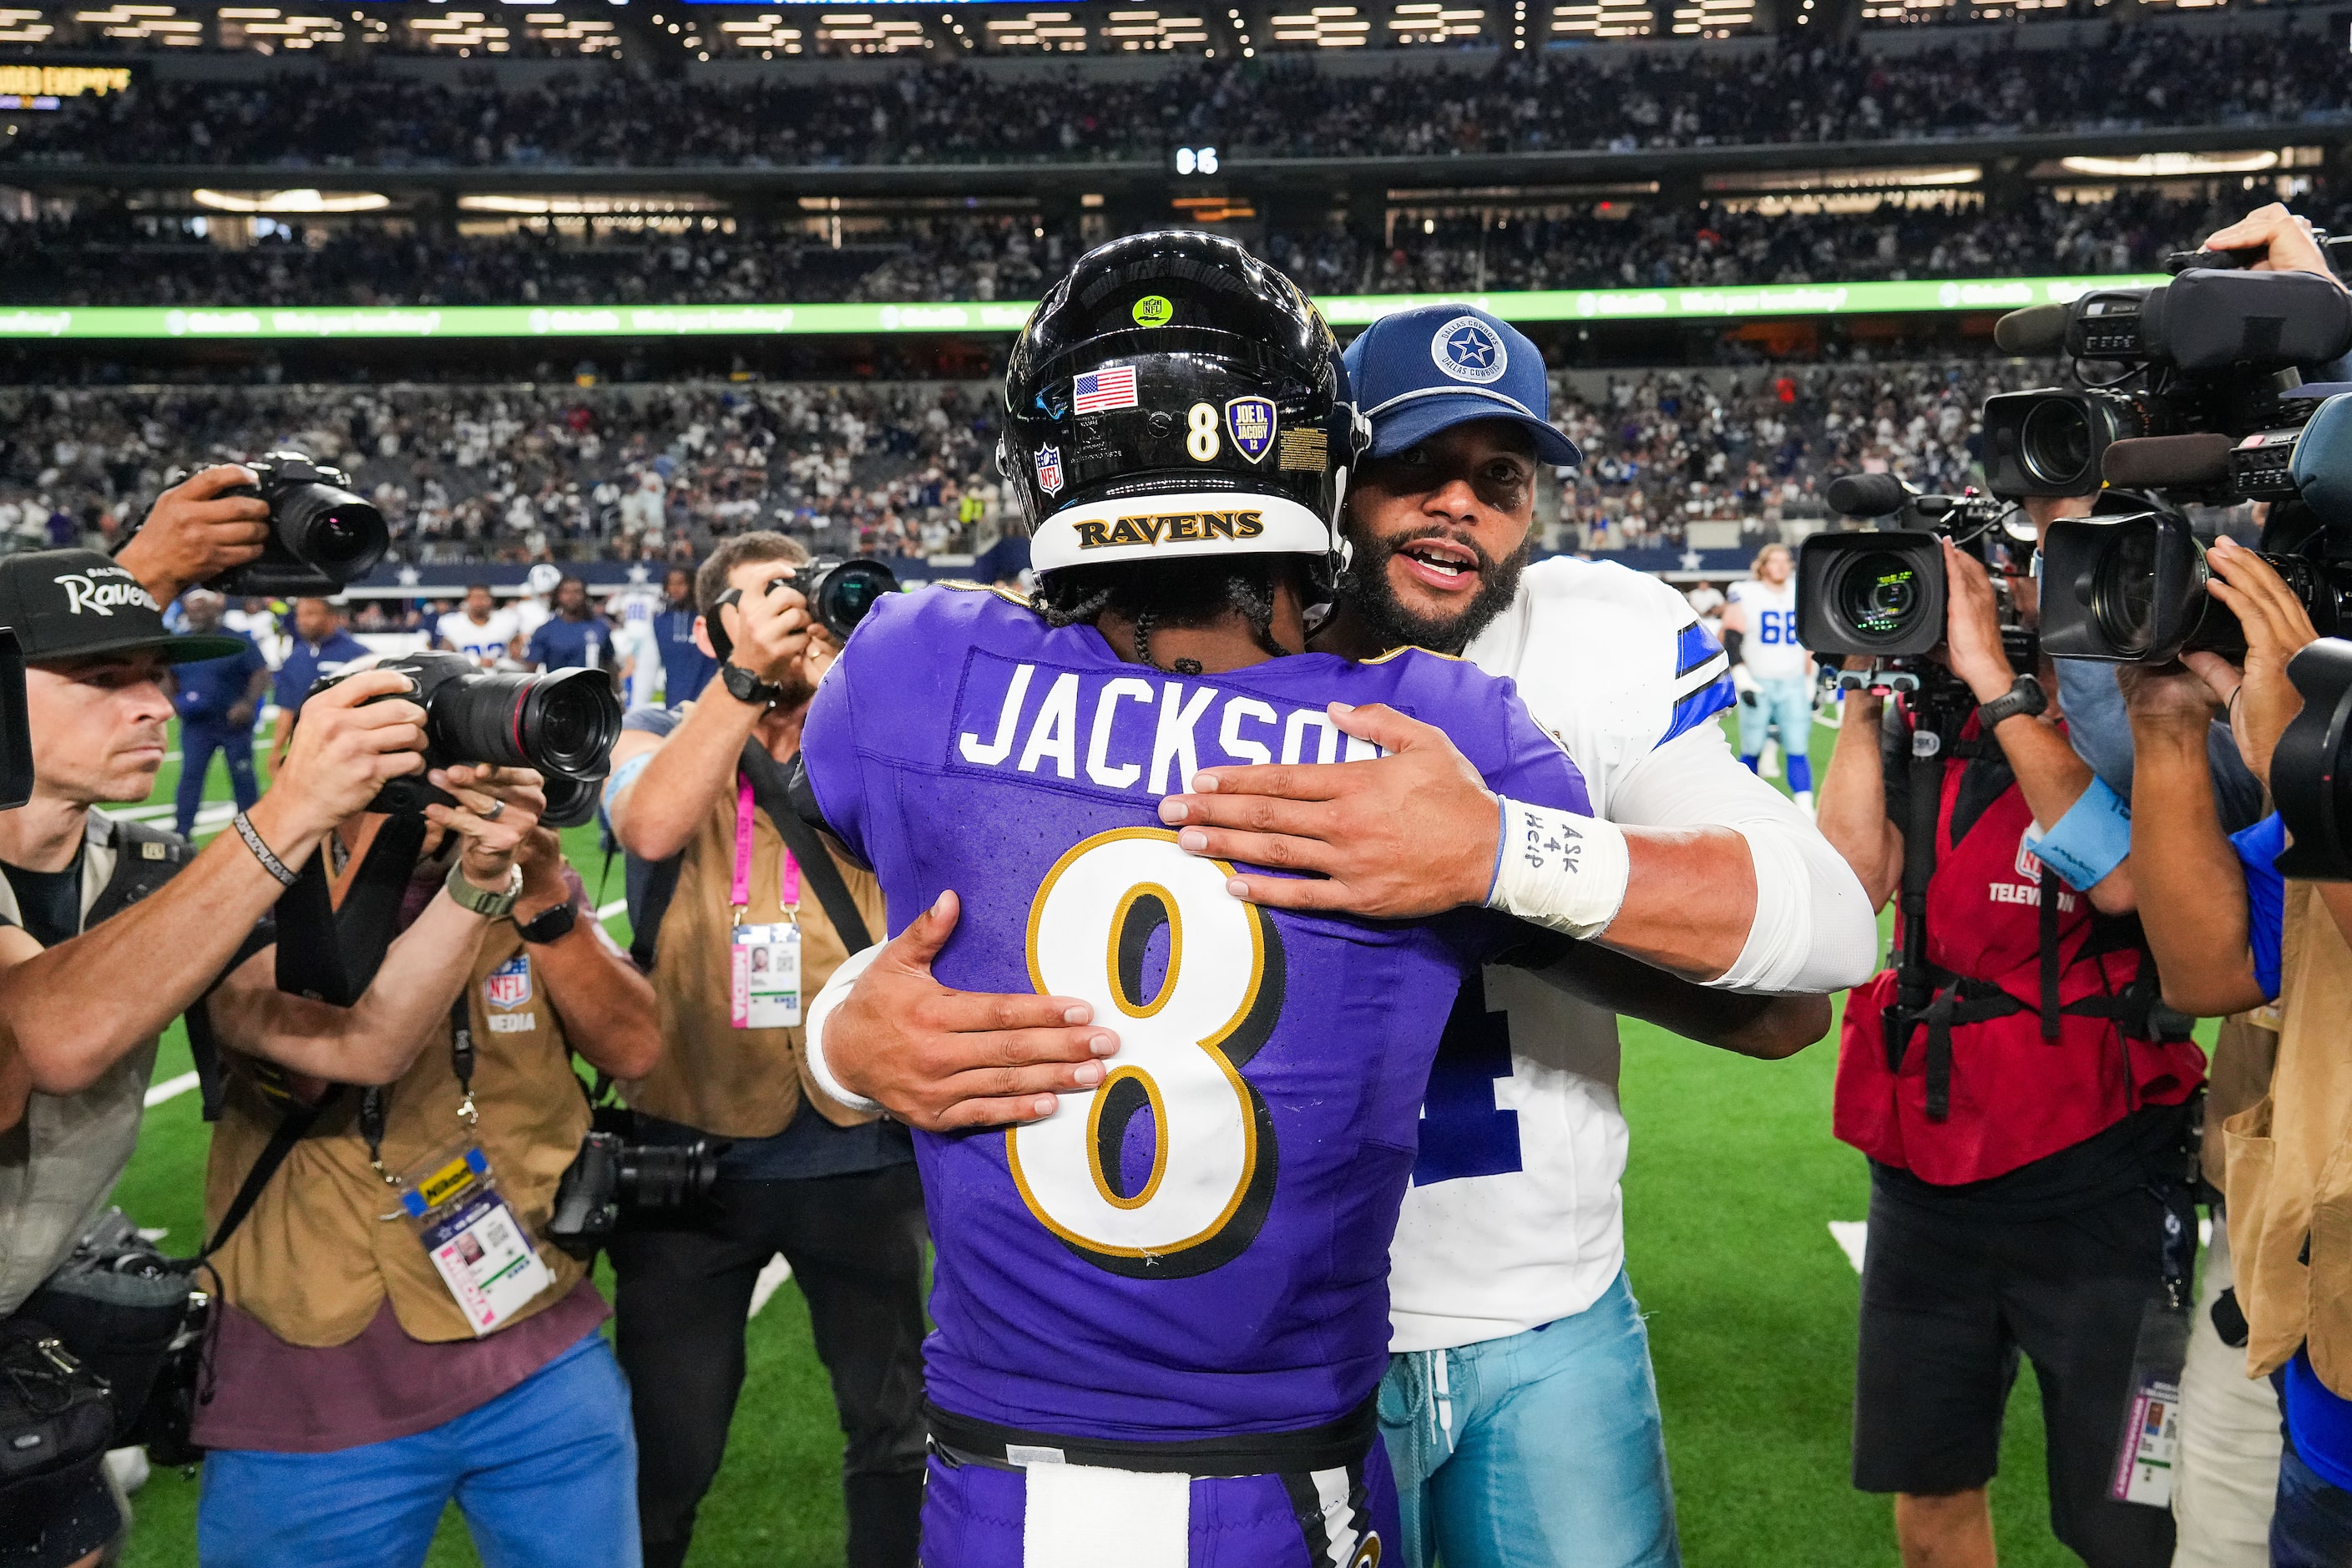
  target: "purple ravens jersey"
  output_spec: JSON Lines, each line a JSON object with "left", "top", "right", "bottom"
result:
{"left": 800, "top": 584, "right": 1591, "bottom": 1444}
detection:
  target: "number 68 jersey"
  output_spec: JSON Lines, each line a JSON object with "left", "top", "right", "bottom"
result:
{"left": 799, "top": 584, "right": 1591, "bottom": 1444}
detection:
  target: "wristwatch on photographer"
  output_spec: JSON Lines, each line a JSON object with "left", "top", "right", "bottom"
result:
{"left": 515, "top": 898, "right": 579, "bottom": 945}
{"left": 1974, "top": 674, "right": 2048, "bottom": 731}
{"left": 721, "top": 661, "right": 787, "bottom": 710}
{"left": 444, "top": 861, "right": 524, "bottom": 920}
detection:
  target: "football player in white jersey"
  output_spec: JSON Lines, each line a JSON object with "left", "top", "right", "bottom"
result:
{"left": 803, "top": 304, "right": 1876, "bottom": 1568}
{"left": 433, "top": 582, "right": 521, "bottom": 669}
{"left": 1719, "top": 544, "right": 1817, "bottom": 811}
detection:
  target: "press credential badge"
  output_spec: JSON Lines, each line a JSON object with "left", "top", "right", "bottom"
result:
{"left": 397, "top": 1144, "right": 554, "bottom": 1336}
{"left": 731, "top": 921, "right": 802, "bottom": 1029}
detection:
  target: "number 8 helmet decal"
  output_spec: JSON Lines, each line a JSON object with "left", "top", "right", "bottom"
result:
{"left": 998, "top": 230, "right": 1368, "bottom": 594}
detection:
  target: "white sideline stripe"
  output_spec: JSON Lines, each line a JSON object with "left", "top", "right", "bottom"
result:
{"left": 749, "top": 1253, "right": 793, "bottom": 1319}
{"left": 145, "top": 1070, "right": 200, "bottom": 1109}
{"left": 1829, "top": 1219, "right": 1868, "bottom": 1274}
{"left": 598, "top": 898, "right": 628, "bottom": 923}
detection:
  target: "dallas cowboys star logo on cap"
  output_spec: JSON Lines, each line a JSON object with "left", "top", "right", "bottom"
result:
{"left": 1430, "top": 315, "right": 1507, "bottom": 385}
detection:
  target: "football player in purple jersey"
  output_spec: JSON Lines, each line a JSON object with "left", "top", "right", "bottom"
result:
{"left": 788, "top": 233, "right": 1613, "bottom": 1565}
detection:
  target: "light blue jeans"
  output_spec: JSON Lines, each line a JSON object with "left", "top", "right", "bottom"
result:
{"left": 1377, "top": 1269, "right": 1679, "bottom": 1568}
{"left": 197, "top": 1328, "right": 640, "bottom": 1568}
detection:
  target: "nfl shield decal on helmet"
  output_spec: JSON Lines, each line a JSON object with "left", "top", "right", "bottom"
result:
{"left": 1035, "top": 446, "right": 1065, "bottom": 498}
{"left": 484, "top": 955, "right": 533, "bottom": 1009}
{"left": 1226, "top": 397, "right": 1277, "bottom": 464}
{"left": 1430, "top": 315, "right": 1507, "bottom": 385}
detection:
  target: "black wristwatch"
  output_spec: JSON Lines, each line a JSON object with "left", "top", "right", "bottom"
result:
{"left": 1975, "top": 674, "right": 2048, "bottom": 730}
{"left": 721, "top": 661, "right": 786, "bottom": 709}
{"left": 515, "top": 898, "right": 579, "bottom": 945}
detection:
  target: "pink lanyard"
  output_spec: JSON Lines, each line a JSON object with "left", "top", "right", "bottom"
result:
{"left": 731, "top": 772, "right": 802, "bottom": 919}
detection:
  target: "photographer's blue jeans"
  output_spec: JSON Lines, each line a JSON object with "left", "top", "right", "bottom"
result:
{"left": 2274, "top": 1429, "right": 2352, "bottom": 1567}
{"left": 175, "top": 716, "right": 258, "bottom": 839}
{"left": 1377, "top": 1270, "right": 1680, "bottom": 1568}
{"left": 196, "top": 1328, "right": 640, "bottom": 1568}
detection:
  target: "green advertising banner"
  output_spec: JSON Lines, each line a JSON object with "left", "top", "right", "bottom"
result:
{"left": 0, "top": 276, "right": 2167, "bottom": 340}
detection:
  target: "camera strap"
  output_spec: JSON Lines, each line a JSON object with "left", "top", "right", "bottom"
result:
{"left": 361, "top": 990, "right": 479, "bottom": 1183}
{"left": 273, "top": 812, "right": 432, "bottom": 1009}
{"left": 741, "top": 743, "right": 873, "bottom": 955}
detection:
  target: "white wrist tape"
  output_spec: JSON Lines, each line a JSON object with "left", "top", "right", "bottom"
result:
{"left": 1486, "top": 797, "right": 1633, "bottom": 940}
{"left": 801, "top": 943, "right": 884, "bottom": 1115}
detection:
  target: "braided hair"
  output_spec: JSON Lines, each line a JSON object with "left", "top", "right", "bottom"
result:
{"left": 1034, "top": 557, "right": 1296, "bottom": 674}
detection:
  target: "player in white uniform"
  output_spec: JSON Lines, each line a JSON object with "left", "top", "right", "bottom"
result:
{"left": 513, "top": 561, "right": 562, "bottom": 646}
{"left": 1719, "top": 544, "right": 1816, "bottom": 811}
{"left": 434, "top": 582, "right": 521, "bottom": 668}
{"left": 602, "top": 586, "right": 662, "bottom": 710}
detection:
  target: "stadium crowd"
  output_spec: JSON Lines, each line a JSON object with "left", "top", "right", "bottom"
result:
{"left": 0, "top": 186, "right": 2275, "bottom": 307}
{"left": 2, "top": 23, "right": 2345, "bottom": 170}
{"left": 0, "top": 354, "right": 2069, "bottom": 566}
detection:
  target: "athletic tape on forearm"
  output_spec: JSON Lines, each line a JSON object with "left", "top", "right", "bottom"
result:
{"left": 1485, "top": 797, "right": 1633, "bottom": 940}
{"left": 802, "top": 942, "right": 884, "bottom": 1115}
{"left": 2022, "top": 776, "right": 2132, "bottom": 892}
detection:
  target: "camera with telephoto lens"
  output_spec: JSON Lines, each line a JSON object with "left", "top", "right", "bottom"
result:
{"left": 2038, "top": 509, "right": 2352, "bottom": 664}
{"left": 1797, "top": 473, "right": 2035, "bottom": 671}
{"left": 133, "top": 450, "right": 391, "bottom": 596}
{"left": 544, "top": 1126, "right": 721, "bottom": 1259}
{"left": 306, "top": 650, "right": 621, "bottom": 818}
{"left": 707, "top": 557, "right": 899, "bottom": 665}
{"left": 1981, "top": 270, "right": 2352, "bottom": 498}
{"left": 2271, "top": 637, "right": 2352, "bottom": 880}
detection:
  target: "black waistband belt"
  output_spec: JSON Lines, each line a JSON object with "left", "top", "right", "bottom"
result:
{"left": 923, "top": 1395, "right": 1376, "bottom": 1478}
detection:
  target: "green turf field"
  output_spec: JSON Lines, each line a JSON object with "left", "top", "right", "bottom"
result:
{"left": 103, "top": 713, "right": 2150, "bottom": 1566}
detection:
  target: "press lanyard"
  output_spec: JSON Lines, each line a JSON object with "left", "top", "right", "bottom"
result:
{"left": 363, "top": 990, "right": 478, "bottom": 1186}
{"left": 731, "top": 771, "right": 801, "bottom": 924}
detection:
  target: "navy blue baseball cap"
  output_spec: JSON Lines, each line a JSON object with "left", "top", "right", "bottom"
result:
{"left": 1342, "top": 303, "right": 1581, "bottom": 468}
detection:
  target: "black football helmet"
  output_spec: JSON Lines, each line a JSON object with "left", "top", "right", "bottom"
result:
{"left": 998, "top": 230, "right": 1366, "bottom": 579}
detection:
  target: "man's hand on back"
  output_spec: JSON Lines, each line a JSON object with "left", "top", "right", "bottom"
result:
{"left": 115, "top": 464, "right": 271, "bottom": 604}
{"left": 827, "top": 891, "right": 1120, "bottom": 1131}
{"left": 1156, "top": 702, "right": 1499, "bottom": 918}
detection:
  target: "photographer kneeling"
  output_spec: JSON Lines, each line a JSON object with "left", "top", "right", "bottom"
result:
{"left": 1816, "top": 518, "right": 2205, "bottom": 1568}
{"left": 0, "top": 543, "right": 541, "bottom": 1568}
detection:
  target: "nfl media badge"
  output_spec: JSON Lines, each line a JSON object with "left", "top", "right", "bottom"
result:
{"left": 483, "top": 955, "right": 532, "bottom": 1009}
{"left": 1035, "top": 446, "right": 1065, "bottom": 498}
{"left": 1225, "top": 397, "right": 1277, "bottom": 464}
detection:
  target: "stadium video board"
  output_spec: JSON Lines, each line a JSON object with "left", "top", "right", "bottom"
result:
{"left": 0, "top": 276, "right": 2171, "bottom": 339}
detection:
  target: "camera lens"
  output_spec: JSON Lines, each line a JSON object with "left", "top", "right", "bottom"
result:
{"left": 274, "top": 483, "right": 388, "bottom": 579}
{"left": 1832, "top": 549, "right": 1924, "bottom": 643}
{"left": 617, "top": 1142, "right": 721, "bottom": 1209}
{"left": 2021, "top": 400, "right": 2095, "bottom": 492}
{"left": 2090, "top": 522, "right": 2160, "bottom": 656}
{"left": 809, "top": 559, "right": 899, "bottom": 640}
{"left": 423, "top": 668, "right": 620, "bottom": 780}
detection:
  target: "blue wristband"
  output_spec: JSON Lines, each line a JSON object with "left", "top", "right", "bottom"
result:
{"left": 2024, "top": 776, "right": 2132, "bottom": 892}
{"left": 602, "top": 749, "right": 653, "bottom": 805}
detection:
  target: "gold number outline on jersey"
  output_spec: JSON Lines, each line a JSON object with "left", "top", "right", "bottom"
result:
{"left": 1008, "top": 826, "right": 1286, "bottom": 1276}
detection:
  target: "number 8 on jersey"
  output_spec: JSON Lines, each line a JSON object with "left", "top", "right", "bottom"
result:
{"left": 1009, "top": 828, "right": 1285, "bottom": 1278}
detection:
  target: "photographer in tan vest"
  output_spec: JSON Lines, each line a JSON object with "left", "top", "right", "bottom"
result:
{"left": 604, "top": 533, "right": 923, "bottom": 1568}
{"left": 192, "top": 803, "right": 660, "bottom": 1568}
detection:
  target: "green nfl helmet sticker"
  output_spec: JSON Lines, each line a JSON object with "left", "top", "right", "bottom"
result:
{"left": 1132, "top": 295, "right": 1174, "bottom": 328}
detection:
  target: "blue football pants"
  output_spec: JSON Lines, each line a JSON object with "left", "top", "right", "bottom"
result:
{"left": 1378, "top": 1270, "right": 1679, "bottom": 1568}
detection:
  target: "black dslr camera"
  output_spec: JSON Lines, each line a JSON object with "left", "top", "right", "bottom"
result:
{"left": 1982, "top": 271, "right": 2352, "bottom": 498}
{"left": 131, "top": 450, "right": 391, "bottom": 596}
{"left": 274, "top": 652, "right": 623, "bottom": 1006}
{"left": 2272, "top": 638, "right": 2352, "bottom": 880}
{"left": 308, "top": 651, "right": 621, "bottom": 828}
{"left": 545, "top": 1121, "right": 722, "bottom": 1260}
{"left": 1797, "top": 473, "right": 2036, "bottom": 684}
{"left": 706, "top": 556, "right": 899, "bottom": 664}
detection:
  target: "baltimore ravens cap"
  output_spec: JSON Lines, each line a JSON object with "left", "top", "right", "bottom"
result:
{"left": 0, "top": 549, "right": 250, "bottom": 665}
{"left": 1343, "top": 303, "right": 1581, "bottom": 468}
